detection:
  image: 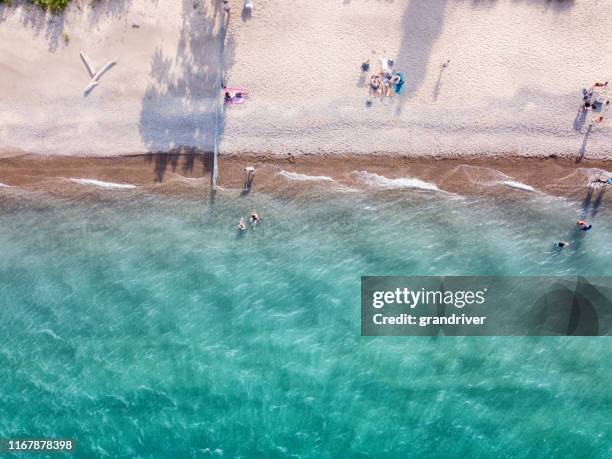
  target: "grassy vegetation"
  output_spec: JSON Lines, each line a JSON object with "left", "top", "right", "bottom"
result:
{"left": 0, "top": 0, "right": 73, "bottom": 13}
{"left": 33, "top": 0, "right": 72, "bottom": 13}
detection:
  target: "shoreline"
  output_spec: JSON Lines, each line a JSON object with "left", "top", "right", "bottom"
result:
{"left": 0, "top": 153, "right": 609, "bottom": 203}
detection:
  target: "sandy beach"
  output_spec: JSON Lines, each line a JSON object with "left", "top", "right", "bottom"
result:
{"left": 1, "top": 0, "right": 611, "bottom": 160}
{"left": 0, "top": 0, "right": 224, "bottom": 156}
{"left": 3, "top": 3, "right": 612, "bottom": 454}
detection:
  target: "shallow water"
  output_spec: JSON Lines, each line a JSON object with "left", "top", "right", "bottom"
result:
{"left": 1, "top": 185, "right": 611, "bottom": 458}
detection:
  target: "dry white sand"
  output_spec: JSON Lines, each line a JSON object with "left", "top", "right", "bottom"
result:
{"left": 0, "top": 0, "right": 224, "bottom": 155}
{"left": 1, "top": 0, "right": 611, "bottom": 159}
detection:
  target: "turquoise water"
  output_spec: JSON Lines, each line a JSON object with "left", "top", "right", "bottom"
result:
{"left": 1, "top": 185, "right": 611, "bottom": 458}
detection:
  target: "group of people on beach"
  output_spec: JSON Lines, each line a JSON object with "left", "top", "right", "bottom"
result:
{"left": 365, "top": 58, "right": 405, "bottom": 98}
{"left": 580, "top": 81, "right": 610, "bottom": 124}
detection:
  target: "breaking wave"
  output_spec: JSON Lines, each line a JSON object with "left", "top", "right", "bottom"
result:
{"left": 450, "top": 165, "right": 536, "bottom": 192}
{"left": 70, "top": 179, "right": 137, "bottom": 190}
{"left": 352, "top": 171, "right": 439, "bottom": 191}
{"left": 278, "top": 170, "right": 334, "bottom": 182}
{"left": 501, "top": 180, "right": 535, "bottom": 192}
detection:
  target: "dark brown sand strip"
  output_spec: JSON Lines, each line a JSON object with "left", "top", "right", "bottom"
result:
{"left": 0, "top": 153, "right": 610, "bottom": 203}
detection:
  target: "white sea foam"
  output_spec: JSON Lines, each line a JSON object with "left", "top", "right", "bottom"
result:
{"left": 278, "top": 170, "right": 334, "bottom": 182}
{"left": 501, "top": 180, "right": 535, "bottom": 192}
{"left": 0, "top": 183, "right": 13, "bottom": 188}
{"left": 70, "top": 178, "right": 137, "bottom": 189}
{"left": 335, "top": 185, "right": 359, "bottom": 193}
{"left": 352, "top": 171, "right": 439, "bottom": 191}
{"left": 452, "top": 165, "right": 536, "bottom": 192}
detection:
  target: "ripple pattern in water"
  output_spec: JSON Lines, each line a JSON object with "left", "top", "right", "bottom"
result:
{"left": 0, "top": 190, "right": 611, "bottom": 457}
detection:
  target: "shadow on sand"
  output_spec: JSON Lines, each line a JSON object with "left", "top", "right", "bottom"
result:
{"left": 573, "top": 108, "right": 588, "bottom": 132}
{"left": 466, "top": 0, "right": 574, "bottom": 12}
{"left": 396, "top": 0, "right": 448, "bottom": 111}
{"left": 395, "top": 0, "right": 575, "bottom": 112}
{"left": 0, "top": 0, "right": 68, "bottom": 51}
{"left": 85, "top": 0, "right": 138, "bottom": 24}
{"left": 240, "top": 6, "right": 252, "bottom": 22}
{"left": 576, "top": 124, "right": 593, "bottom": 163}
{"left": 145, "top": 149, "right": 214, "bottom": 183}
{"left": 138, "top": 0, "right": 235, "bottom": 183}
{"left": 0, "top": 0, "right": 151, "bottom": 52}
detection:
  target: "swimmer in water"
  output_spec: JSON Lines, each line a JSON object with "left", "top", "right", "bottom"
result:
{"left": 576, "top": 220, "right": 592, "bottom": 231}
{"left": 592, "top": 177, "right": 612, "bottom": 185}
{"left": 238, "top": 217, "right": 246, "bottom": 231}
{"left": 556, "top": 241, "right": 569, "bottom": 248}
{"left": 249, "top": 212, "right": 259, "bottom": 227}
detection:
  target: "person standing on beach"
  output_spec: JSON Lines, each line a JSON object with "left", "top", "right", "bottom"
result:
{"left": 244, "top": 167, "right": 256, "bottom": 190}
{"left": 581, "top": 88, "right": 594, "bottom": 111}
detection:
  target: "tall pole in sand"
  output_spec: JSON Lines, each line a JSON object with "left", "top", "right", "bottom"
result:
{"left": 212, "top": 7, "right": 227, "bottom": 192}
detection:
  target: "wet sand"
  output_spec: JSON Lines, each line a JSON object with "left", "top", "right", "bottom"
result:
{"left": 0, "top": 153, "right": 610, "bottom": 204}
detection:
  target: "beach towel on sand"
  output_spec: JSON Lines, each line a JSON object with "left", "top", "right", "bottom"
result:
{"left": 224, "top": 87, "right": 248, "bottom": 105}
